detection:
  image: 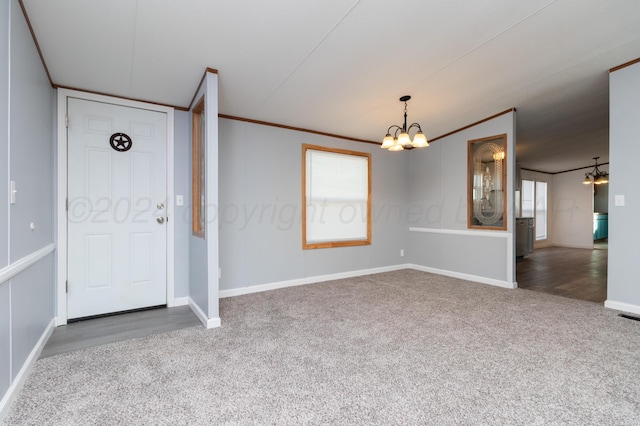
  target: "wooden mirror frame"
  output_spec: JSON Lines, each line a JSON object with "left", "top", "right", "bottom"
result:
{"left": 467, "top": 134, "right": 507, "bottom": 230}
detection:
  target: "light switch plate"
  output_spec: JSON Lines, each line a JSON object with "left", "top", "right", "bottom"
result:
{"left": 615, "top": 195, "right": 625, "bottom": 207}
{"left": 10, "top": 181, "right": 16, "bottom": 204}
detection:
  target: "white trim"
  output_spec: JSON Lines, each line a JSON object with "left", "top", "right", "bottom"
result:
{"left": 604, "top": 300, "right": 640, "bottom": 315}
{"left": 409, "top": 227, "right": 510, "bottom": 238}
{"left": 218, "top": 263, "right": 515, "bottom": 300}
{"left": 219, "top": 264, "right": 411, "bottom": 298}
{"left": 0, "top": 318, "right": 55, "bottom": 421}
{"left": 188, "top": 297, "right": 221, "bottom": 329}
{"left": 173, "top": 296, "right": 189, "bottom": 307}
{"left": 408, "top": 263, "right": 517, "bottom": 289}
{"left": 0, "top": 244, "right": 55, "bottom": 284}
{"left": 55, "top": 90, "right": 67, "bottom": 324}
{"left": 534, "top": 241, "right": 554, "bottom": 249}
{"left": 165, "top": 108, "right": 175, "bottom": 307}
{"left": 56, "top": 89, "right": 176, "bottom": 325}
{"left": 551, "top": 243, "right": 594, "bottom": 250}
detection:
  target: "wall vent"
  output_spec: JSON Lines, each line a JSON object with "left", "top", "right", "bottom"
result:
{"left": 618, "top": 313, "right": 640, "bottom": 322}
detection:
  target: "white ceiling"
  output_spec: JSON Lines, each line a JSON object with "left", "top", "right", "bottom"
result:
{"left": 21, "top": 0, "right": 640, "bottom": 173}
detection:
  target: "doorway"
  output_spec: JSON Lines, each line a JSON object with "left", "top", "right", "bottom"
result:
{"left": 515, "top": 171, "right": 608, "bottom": 303}
{"left": 57, "top": 90, "right": 176, "bottom": 325}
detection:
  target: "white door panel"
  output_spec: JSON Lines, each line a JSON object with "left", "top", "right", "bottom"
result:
{"left": 67, "top": 98, "right": 167, "bottom": 319}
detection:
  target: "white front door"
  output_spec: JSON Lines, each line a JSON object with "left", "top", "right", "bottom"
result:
{"left": 67, "top": 98, "right": 168, "bottom": 319}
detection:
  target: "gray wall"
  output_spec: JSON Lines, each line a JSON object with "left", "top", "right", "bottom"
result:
{"left": 188, "top": 71, "right": 220, "bottom": 321}
{"left": 0, "top": 284, "right": 9, "bottom": 399}
{"left": 407, "top": 112, "right": 516, "bottom": 284}
{"left": 9, "top": 255, "right": 55, "bottom": 377}
{"left": 0, "top": 0, "right": 8, "bottom": 269}
{"left": 218, "top": 118, "right": 409, "bottom": 291}
{"left": 608, "top": 61, "right": 640, "bottom": 308}
{"left": 1, "top": 0, "right": 55, "bottom": 408}
{"left": 188, "top": 83, "right": 207, "bottom": 315}
{"left": 9, "top": 3, "right": 54, "bottom": 261}
{"left": 173, "top": 110, "right": 190, "bottom": 298}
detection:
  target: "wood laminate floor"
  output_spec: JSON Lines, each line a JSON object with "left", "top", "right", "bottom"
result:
{"left": 516, "top": 243, "right": 607, "bottom": 303}
{"left": 40, "top": 305, "right": 201, "bottom": 358}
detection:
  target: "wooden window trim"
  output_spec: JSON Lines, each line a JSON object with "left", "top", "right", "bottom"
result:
{"left": 192, "top": 96, "right": 205, "bottom": 238}
{"left": 302, "top": 144, "right": 372, "bottom": 250}
{"left": 467, "top": 133, "right": 508, "bottom": 231}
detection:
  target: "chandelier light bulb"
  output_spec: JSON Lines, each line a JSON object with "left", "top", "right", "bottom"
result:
{"left": 412, "top": 131, "right": 428, "bottom": 148}
{"left": 381, "top": 134, "right": 395, "bottom": 149}
{"left": 388, "top": 140, "right": 404, "bottom": 151}
{"left": 397, "top": 131, "right": 411, "bottom": 146}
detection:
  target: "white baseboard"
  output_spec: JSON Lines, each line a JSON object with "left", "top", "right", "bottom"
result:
{"left": 0, "top": 318, "right": 56, "bottom": 421}
{"left": 408, "top": 264, "right": 517, "bottom": 289}
{"left": 219, "top": 264, "right": 411, "bottom": 299}
{"left": 188, "top": 298, "right": 221, "bottom": 329}
{"left": 551, "top": 243, "right": 594, "bottom": 250}
{"left": 173, "top": 297, "right": 189, "bottom": 307}
{"left": 604, "top": 300, "right": 640, "bottom": 315}
{"left": 218, "top": 263, "right": 515, "bottom": 299}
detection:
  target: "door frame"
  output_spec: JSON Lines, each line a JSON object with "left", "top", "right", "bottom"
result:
{"left": 56, "top": 89, "right": 176, "bottom": 325}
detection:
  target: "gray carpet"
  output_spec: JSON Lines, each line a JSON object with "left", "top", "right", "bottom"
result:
{"left": 4, "top": 270, "right": 640, "bottom": 425}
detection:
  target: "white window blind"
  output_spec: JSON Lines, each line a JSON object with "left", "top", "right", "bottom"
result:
{"left": 305, "top": 148, "right": 369, "bottom": 246}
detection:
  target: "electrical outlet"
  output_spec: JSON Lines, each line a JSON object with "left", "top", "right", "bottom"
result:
{"left": 400, "top": 249, "right": 404, "bottom": 257}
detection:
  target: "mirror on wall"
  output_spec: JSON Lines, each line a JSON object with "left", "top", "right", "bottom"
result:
{"left": 467, "top": 134, "right": 507, "bottom": 230}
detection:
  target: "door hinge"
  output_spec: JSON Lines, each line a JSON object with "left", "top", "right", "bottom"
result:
{"left": 65, "top": 114, "right": 69, "bottom": 128}
{"left": 65, "top": 280, "right": 68, "bottom": 293}
{"left": 65, "top": 197, "right": 68, "bottom": 211}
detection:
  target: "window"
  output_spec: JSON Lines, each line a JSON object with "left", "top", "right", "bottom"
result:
{"left": 535, "top": 181, "right": 547, "bottom": 240}
{"left": 521, "top": 179, "right": 547, "bottom": 241}
{"left": 192, "top": 96, "right": 205, "bottom": 238}
{"left": 302, "top": 144, "right": 371, "bottom": 249}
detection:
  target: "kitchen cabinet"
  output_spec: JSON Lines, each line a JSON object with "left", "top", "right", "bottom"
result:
{"left": 593, "top": 213, "right": 608, "bottom": 240}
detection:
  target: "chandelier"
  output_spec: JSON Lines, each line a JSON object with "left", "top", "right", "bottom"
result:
{"left": 381, "top": 96, "right": 429, "bottom": 151}
{"left": 582, "top": 156, "right": 609, "bottom": 185}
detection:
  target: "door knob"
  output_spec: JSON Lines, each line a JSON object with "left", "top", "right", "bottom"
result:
{"left": 157, "top": 217, "right": 165, "bottom": 224}
{"left": 157, "top": 203, "right": 165, "bottom": 210}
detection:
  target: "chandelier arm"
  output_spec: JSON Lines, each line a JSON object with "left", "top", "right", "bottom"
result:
{"left": 407, "top": 123, "right": 422, "bottom": 133}
{"left": 387, "top": 124, "right": 402, "bottom": 135}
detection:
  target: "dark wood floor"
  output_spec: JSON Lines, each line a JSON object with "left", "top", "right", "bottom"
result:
{"left": 40, "top": 305, "right": 201, "bottom": 358}
{"left": 516, "top": 243, "right": 607, "bottom": 303}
